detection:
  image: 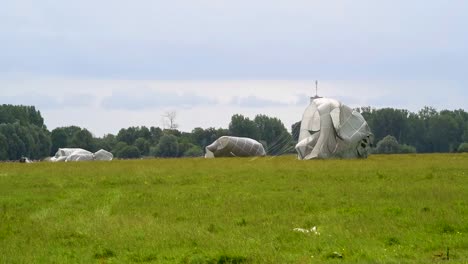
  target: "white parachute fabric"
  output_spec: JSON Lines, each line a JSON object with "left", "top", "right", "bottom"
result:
{"left": 66, "top": 153, "right": 94, "bottom": 162}
{"left": 296, "top": 98, "right": 373, "bottom": 159}
{"left": 49, "top": 148, "right": 113, "bottom": 162}
{"left": 55, "top": 148, "right": 91, "bottom": 158}
{"left": 205, "top": 136, "right": 266, "bottom": 158}
{"left": 94, "top": 149, "right": 114, "bottom": 161}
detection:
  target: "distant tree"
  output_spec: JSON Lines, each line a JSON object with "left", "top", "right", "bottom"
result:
{"left": 0, "top": 132, "right": 8, "bottom": 160}
{"left": 418, "top": 106, "right": 438, "bottom": 120}
{"left": 94, "top": 134, "right": 117, "bottom": 151}
{"left": 366, "top": 108, "right": 409, "bottom": 142}
{"left": 149, "top": 126, "right": 163, "bottom": 145}
{"left": 134, "top": 137, "right": 150, "bottom": 156}
{"left": 163, "top": 111, "right": 178, "bottom": 130}
{"left": 155, "top": 134, "right": 179, "bottom": 157}
{"left": 191, "top": 127, "right": 229, "bottom": 149}
{"left": 36, "top": 129, "right": 51, "bottom": 158}
{"left": 50, "top": 128, "right": 68, "bottom": 155}
{"left": 457, "top": 143, "right": 468, "bottom": 153}
{"left": 116, "top": 127, "right": 137, "bottom": 145}
{"left": 428, "top": 114, "right": 459, "bottom": 152}
{"left": 0, "top": 105, "right": 44, "bottom": 127}
{"left": 183, "top": 145, "right": 204, "bottom": 157}
{"left": 112, "top": 142, "right": 128, "bottom": 156}
{"left": 70, "top": 128, "right": 95, "bottom": 151}
{"left": 375, "top": 135, "right": 401, "bottom": 154}
{"left": 136, "top": 126, "right": 151, "bottom": 141}
{"left": 117, "top": 145, "right": 141, "bottom": 159}
{"left": 254, "top": 114, "right": 291, "bottom": 155}
{"left": 398, "top": 144, "right": 417, "bottom": 154}
{"left": 375, "top": 135, "right": 416, "bottom": 154}
{"left": 229, "top": 114, "right": 260, "bottom": 140}
{"left": 291, "top": 121, "right": 301, "bottom": 142}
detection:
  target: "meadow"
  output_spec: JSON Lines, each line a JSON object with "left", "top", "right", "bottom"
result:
{"left": 0, "top": 154, "right": 467, "bottom": 263}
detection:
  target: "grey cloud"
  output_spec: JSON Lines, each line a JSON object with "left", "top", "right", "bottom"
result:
{"left": 1, "top": 1, "right": 467, "bottom": 81}
{"left": 0, "top": 93, "right": 95, "bottom": 109}
{"left": 100, "top": 90, "right": 216, "bottom": 110}
{"left": 230, "top": 95, "right": 314, "bottom": 108}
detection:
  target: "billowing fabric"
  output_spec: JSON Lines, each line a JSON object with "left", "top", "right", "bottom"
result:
{"left": 55, "top": 148, "right": 91, "bottom": 157}
{"left": 205, "top": 136, "right": 266, "bottom": 158}
{"left": 66, "top": 153, "right": 94, "bottom": 162}
{"left": 49, "top": 148, "right": 113, "bottom": 162}
{"left": 296, "top": 97, "right": 373, "bottom": 159}
{"left": 94, "top": 149, "right": 114, "bottom": 161}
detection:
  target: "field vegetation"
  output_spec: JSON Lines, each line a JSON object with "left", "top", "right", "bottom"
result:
{"left": 1, "top": 154, "right": 467, "bottom": 263}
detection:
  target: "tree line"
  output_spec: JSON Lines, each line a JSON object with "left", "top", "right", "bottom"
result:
{"left": 0, "top": 104, "right": 467, "bottom": 161}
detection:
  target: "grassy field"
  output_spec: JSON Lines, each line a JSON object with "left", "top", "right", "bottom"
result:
{"left": 0, "top": 154, "right": 467, "bottom": 263}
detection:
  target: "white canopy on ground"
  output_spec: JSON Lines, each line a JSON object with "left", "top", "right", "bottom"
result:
{"left": 49, "top": 148, "right": 113, "bottom": 162}
{"left": 296, "top": 97, "right": 373, "bottom": 159}
{"left": 205, "top": 136, "right": 266, "bottom": 158}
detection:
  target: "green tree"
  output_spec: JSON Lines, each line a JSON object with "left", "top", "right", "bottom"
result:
{"left": 50, "top": 128, "right": 68, "bottom": 155}
{"left": 367, "top": 108, "right": 408, "bottom": 142}
{"left": 375, "top": 135, "right": 401, "bottom": 154}
{"left": 134, "top": 138, "right": 150, "bottom": 156}
{"left": 254, "top": 114, "right": 292, "bottom": 155}
{"left": 457, "top": 143, "right": 468, "bottom": 153}
{"left": 229, "top": 114, "right": 260, "bottom": 140}
{"left": 117, "top": 145, "right": 141, "bottom": 159}
{"left": 428, "top": 114, "right": 458, "bottom": 152}
{"left": 94, "top": 134, "right": 117, "bottom": 152}
{"left": 149, "top": 127, "right": 163, "bottom": 145}
{"left": 155, "top": 134, "right": 179, "bottom": 157}
{"left": 0, "top": 132, "right": 8, "bottom": 160}
{"left": 183, "top": 145, "right": 203, "bottom": 157}
{"left": 70, "top": 128, "right": 95, "bottom": 151}
{"left": 291, "top": 121, "right": 301, "bottom": 142}
{"left": 375, "top": 135, "right": 416, "bottom": 154}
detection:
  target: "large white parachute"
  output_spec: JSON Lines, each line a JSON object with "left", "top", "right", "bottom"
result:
{"left": 296, "top": 97, "right": 373, "bottom": 159}
{"left": 205, "top": 136, "right": 266, "bottom": 158}
{"left": 50, "top": 148, "right": 113, "bottom": 162}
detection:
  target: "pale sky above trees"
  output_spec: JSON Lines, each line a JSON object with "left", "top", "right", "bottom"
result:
{"left": 1, "top": 0, "right": 467, "bottom": 136}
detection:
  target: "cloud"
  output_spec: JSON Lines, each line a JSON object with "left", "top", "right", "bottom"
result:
{"left": 0, "top": 92, "right": 95, "bottom": 109}
{"left": 100, "top": 90, "right": 216, "bottom": 110}
{"left": 230, "top": 96, "right": 289, "bottom": 108}
{"left": 1, "top": 1, "right": 467, "bottom": 80}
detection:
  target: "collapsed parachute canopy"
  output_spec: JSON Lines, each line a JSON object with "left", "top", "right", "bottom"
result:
{"left": 205, "top": 136, "right": 266, "bottom": 158}
{"left": 296, "top": 97, "right": 373, "bottom": 160}
{"left": 50, "top": 148, "right": 113, "bottom": 162}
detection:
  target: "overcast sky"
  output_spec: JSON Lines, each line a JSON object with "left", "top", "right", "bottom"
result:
{"left": 1, "top": 0, "right": 467, "bottom": 136}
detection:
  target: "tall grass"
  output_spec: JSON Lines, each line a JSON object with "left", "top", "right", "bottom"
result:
{"left": 0, "top": 154, "right": 467, "bottom": 263}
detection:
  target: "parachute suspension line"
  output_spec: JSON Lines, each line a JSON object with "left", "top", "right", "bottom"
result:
{"left": 266, "top": 133, "right": 289, "bottom": 153}
{"left": 267, "top": 132, "right": 297, "bottom": 158}
{"left": 264, "top": 122, "right": 303, "bottom": 158}
{"left": 266, "top": 132, "right": 292, "bottom": 156}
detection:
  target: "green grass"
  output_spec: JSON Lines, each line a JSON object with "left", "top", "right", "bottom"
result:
{"left": 0, "top": 154, "right": 467, "bottom": 263}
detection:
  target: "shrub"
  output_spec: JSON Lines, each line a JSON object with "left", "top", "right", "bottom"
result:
{"left": 375, "top": 135, "right": 417, "bottom": 154}
{"left": 183, "top": 145, "right": 203, "bottom": 157}
{"left": 458, "top": 142, "right": 468, "bottom": 153}
{"left": 399, "top": 144, "right": 416, "bottom": 154}
{"left": 154, "top": 134, "right": 179, "bottom": 157}
{"left": 116, "top": 145, "right": 141, "bottom": 159}
{"left": 376, "top": 135, "right": 400, "bottom": 154}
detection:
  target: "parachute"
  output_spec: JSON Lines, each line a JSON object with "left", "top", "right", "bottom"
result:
{"left": 296, "top": 97, "right": 373, "bottom": 159}
{"left": 49, "top": 148, "right": 113, "bottom": 162}
{"left": 205, "top": 136, "right": 266, "bottom": 158}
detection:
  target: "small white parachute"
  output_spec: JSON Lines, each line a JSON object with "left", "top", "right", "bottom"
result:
{"left": 205, "top": 136, "right": 266, "bottom": 158}
{"left": 49, "top": 148, "right": 113, "bottom": 162}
